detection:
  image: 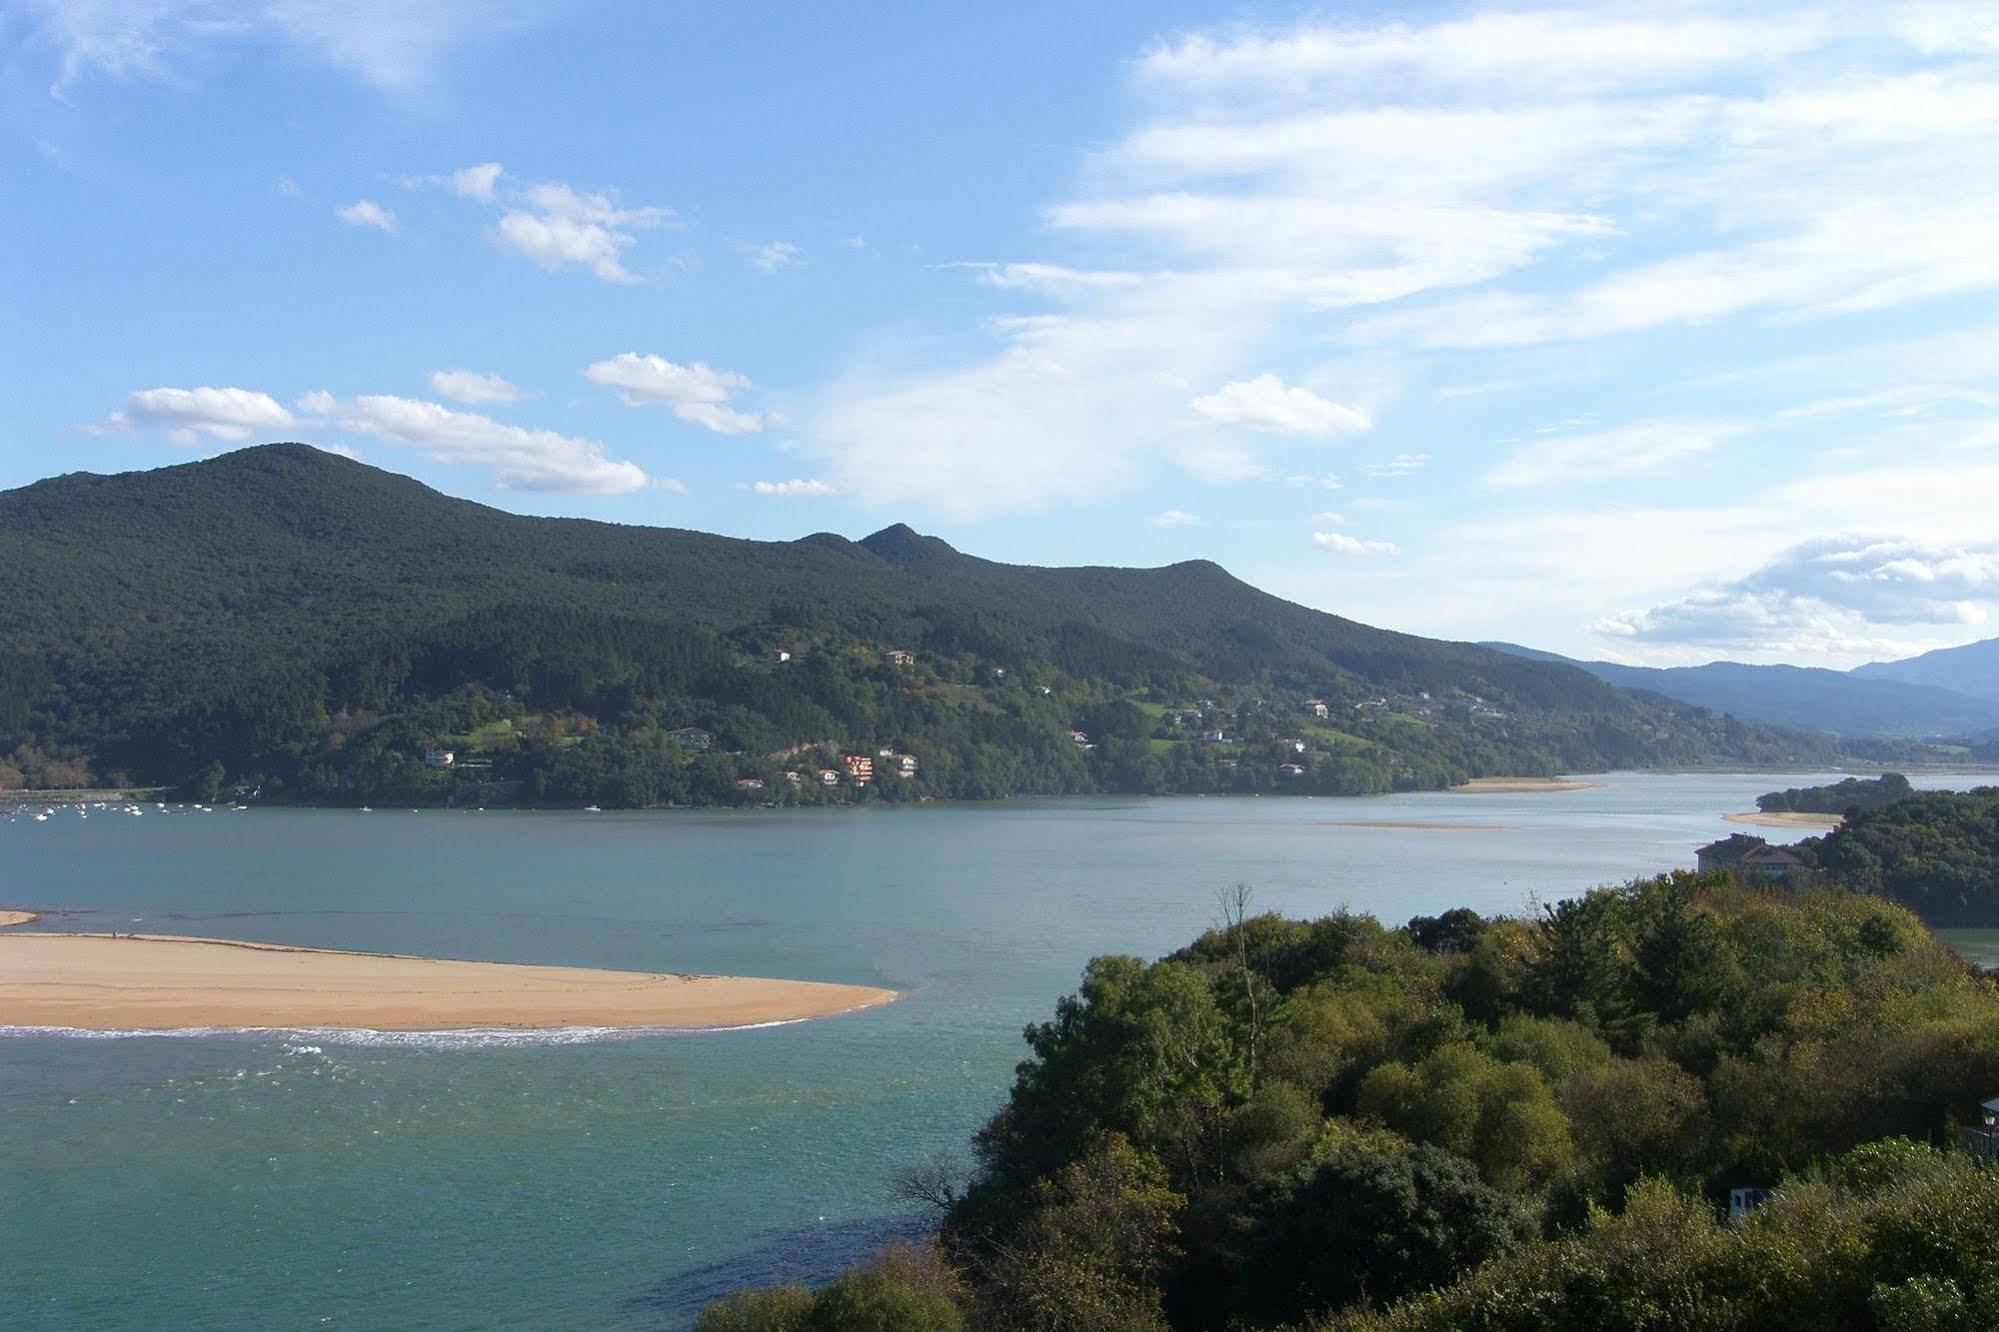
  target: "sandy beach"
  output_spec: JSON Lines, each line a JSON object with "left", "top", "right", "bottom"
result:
{"left": 1448, "top": 777, "right": 1606, "bottom": 794}
{"left": 0, "top": 911, "right": 37, "bottom": 928}
{"left": 0, "top": 933, "right": 896, "bottom": 1032}
{"left": 1724, "top": 811, "right": 1843, "bottom": 829}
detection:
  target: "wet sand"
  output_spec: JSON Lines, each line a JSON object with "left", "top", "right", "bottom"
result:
{"left": 0, "top": 910, "right": 37, "bottom": 928}
{"left": 1448, "top": 777, "right": 1606, "bottom": 794}
{"left": 0, "top": 933, "right": 896, "bottom": 1032}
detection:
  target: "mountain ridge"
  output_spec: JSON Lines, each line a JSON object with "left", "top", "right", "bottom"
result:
{"left": 0, "top": 444, "right": 1845, "bottom": 801}
{"left": 1481, "top": 641, "right": 1999, "bottom": 738}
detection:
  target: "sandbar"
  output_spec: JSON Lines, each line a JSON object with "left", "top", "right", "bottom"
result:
{"left": 0, "top": 910, "right": 36, "bottom": 928}
{"left": 0, "top": 933, "right": 896, "bottom": 1032}
{"left": 1448, "top": 777, "right": 1606, "bottom": 794}
{"left": 1310, "top": 820, "right": 1512, "bottom": 831}
{"left": 1724, "top": 811, "right": 1843, "bottom": 829}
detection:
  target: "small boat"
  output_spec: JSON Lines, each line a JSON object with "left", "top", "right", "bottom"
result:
{"left": 584, "top": 804, "right": 603, "bottom": 812}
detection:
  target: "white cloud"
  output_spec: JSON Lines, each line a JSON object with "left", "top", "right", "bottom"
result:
{"left": 492, "top": 183, "right": 675, "bottom": 284}
{"left": 1486, "top": 424, "right": 1736, "bottom": 490}
{"left": 1190, "top": 374, "right": 1370, "bottom": 435}
{"left": 1362, "top": 452, "right": 1429, "bottom": 479}
{"left": 744, "top": 479, "right": 835, "bottom": 497}
{"left": 429, "top": 368, "right": 525, "bottom": 405}
{"left": 1313, "top": 531, "right": 1399, "bottom": 556}
{"left": 443, "top": 162, "right": 502, "bottom": 201}
{"left": 22, "top": 0, "right": 552, "bottom": 99}
{"left": 1149, "top": 509, "right": 1202, "bottom": 527}
{"left": 802, "top": 5, "right": 1999, "bottom": 517}
{"left": 295, "top": 390, "right": 336, "bottom": 415}
{"left": 1598, "top": 535, "right": 1999, "bottom": 655}
{"left": 741, "top": 241, "right": 803, "bottom": 273}
{"left": 336, "top": 200, "right": 397, "bottom": 233}
{"left": 334, "top": 394, "right": 652, "bottom": 493}
{"left": 98, "top": 386, "right": 295, "bottom": 444}
{"left": 583, "top": 353, "right": 765, "bottom": 434}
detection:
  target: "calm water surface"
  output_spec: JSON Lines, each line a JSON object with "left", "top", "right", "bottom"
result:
{"left": 0, "top": 771, "right": 1985, "bottom": 1328}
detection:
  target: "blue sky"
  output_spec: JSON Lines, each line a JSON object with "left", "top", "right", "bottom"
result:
{"left": 7, "top": 2, "right": 1999, "bottom": 668}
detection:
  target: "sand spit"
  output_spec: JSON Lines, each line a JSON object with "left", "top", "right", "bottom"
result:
{"left": 0, "top": 933, "right": 895, "bottom": 1032}
{"left": 1447, "top": 778, "right": 1606, "bottom": 794}
{"left": 1724, "top": 811, "right": 1844, "bottom": 829}
{"left": 0, "top": 911, "right": 37, "bottom": 928}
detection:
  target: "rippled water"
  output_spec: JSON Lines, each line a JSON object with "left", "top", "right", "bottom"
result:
{"left": 0, "top": 772, "right": 1982, "bottom": 1328}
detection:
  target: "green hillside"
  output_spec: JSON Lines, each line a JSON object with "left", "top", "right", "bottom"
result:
{"left": 0, "top": 444, "right": 1839, "bottom": 804}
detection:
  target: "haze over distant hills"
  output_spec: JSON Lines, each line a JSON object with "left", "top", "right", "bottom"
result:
{"left": 1852, "top": 639, "right": 1999, "bottom": 704}
{"left": 0, "top": 444, "right": 1840, "bottom": 803}
{"left": 1484, "top": 642, "right": 1999, "bottom": 739}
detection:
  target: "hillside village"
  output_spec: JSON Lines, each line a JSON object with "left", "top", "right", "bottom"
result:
{"left": 366, "top": 635, "right": 1582, "bottom": 809}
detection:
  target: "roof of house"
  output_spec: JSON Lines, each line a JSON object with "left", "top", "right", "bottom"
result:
{"left": 1696, "top": 833, "right": 1769, "bottom": 859}
{"left": 1740, "top": 845, "right": 1806, "bottom": 868}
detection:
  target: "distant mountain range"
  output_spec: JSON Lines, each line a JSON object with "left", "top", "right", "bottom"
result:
{"left": 0, "top": 444, "right": 1845, "bottom": 804}
{"left": 1483, "top": 641, "right": 1999, "bottom": 739}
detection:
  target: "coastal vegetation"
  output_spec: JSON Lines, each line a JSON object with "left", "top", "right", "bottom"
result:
{"left": 1794, "top": 787, "right": 1999, "bottom": 927}
{"left": 1758, "top": 772, "right": 1915, "bottom": 815}
{"left": 0, "top": 445, "right": 1853, "bottom": 806}
{"left": 701, "top": 873, "right": 1999, "bottom": 1329}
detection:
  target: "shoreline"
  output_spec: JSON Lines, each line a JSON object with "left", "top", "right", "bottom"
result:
{"left": 0, "top": 932, "right": 896, "bottom": 1033}
{"left": 1447, "top": 777, "right": 1607, "bottom": 794}
{"left": 0, "top": 910, "right": 37, "bottom": 928}
{"left": 1724, "top": 811, "right": 1844, "bottom": 829}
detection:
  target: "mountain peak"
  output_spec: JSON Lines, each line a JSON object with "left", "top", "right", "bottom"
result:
{"left": 859, "top": 523, "right": 961, "bottom": 567}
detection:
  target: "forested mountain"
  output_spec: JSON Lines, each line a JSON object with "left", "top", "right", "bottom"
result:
{"left": 1484, "top": 642, "right": 1999, "bottom": 739}
{"left": 1855, "top": 637, "right": 1999, "bottom": 703}
{"left": 0, "top": 444, "right": 1837, "bottom": 804}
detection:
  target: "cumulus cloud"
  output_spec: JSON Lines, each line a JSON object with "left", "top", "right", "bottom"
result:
{"left": 492, "top": 183, "right": 675, "bottom": 284}
{"left": 1486, "top": 424, "right": 1737, "bottom": 490}
{"left": 1313, "top": 531, "right": 1400, "bottom": 556}
{"left": 744, "top": 479, "right": 835, "bottom": 497}
{"left": 333, "top": 394, "right": 653, "bottom": 493}
{"left": 1149, "top": 509, "right": 1202, "bottom": 527}
{"left": 95, "top": 386, "right": 295, "bottom": 444}
{"left": 336, "top": 200, "right": 397, "bottom": 232}
{"left": 429, "top": 368, "right": 525, "bottom": 405}
{"left": 740, "top": 241, "right": 803, "bottom": 273}
{"left": 1190, "top": 374, "right": 1370, "bottom": 435}
{"left": 443, "top": 162, "right": 502, "bottom": 200}
{"left": 1599, "top": 535, "right": 1999, "bottom": 653}
{"left": 583, "top": 353, "right": 765, "bottom": 434}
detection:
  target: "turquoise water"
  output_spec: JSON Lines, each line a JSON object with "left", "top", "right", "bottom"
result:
{"left": 0, "top": 772, "right": 1984, "bottom": 1328}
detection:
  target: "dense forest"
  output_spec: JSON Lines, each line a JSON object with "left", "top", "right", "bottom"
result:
{"left": 0, "top": 445, "right": 1857, "bottom": 805}
{"left": 701, "top": 873, "right": 1999, "bottom": 1329}
{"left": 1796, "top": 788, "right": 1999, "bottom": 927}
{"left": 1757, "top": 772, "right": 1916, "bottom": 814}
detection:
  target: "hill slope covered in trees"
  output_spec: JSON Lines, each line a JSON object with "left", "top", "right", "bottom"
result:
{"left": 700, "top": 873, "right": 1999, "bottom": 1329}
{"left": 0, "top": 444, "right": 1839, "bottom": 804}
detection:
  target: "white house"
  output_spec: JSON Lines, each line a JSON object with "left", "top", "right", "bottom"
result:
{"left": 422, "top": 749, "right": 455, "bottom": 768}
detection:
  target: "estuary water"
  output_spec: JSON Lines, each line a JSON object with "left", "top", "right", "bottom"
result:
{"left": 0, "top": 771, "right": 1985, "bottom": 1329}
